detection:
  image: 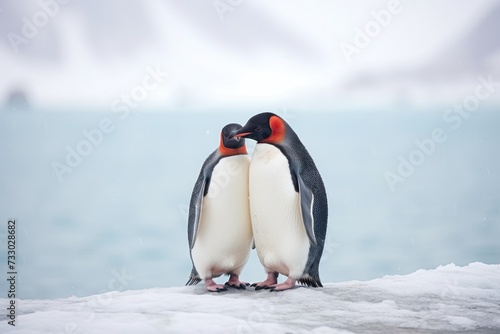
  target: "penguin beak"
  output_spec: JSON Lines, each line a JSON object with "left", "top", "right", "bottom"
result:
{"left": 232, "top": 132, "right": 252, "bottom": 139}
{"left": 231, "top": 123, "right": 256, "bottom": 139}
{"left": 228, "top": 128, "right": 247, "bottom": 141}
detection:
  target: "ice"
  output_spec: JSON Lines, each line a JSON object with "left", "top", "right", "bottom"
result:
{"left": 1, "top": 263, "right": 499, "bottom": 333}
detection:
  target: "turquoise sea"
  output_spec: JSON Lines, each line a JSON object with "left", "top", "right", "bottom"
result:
{"left": 0, "top": 108, "right": 499, "bottom": 299}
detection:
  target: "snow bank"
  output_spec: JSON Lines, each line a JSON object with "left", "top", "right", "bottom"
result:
{"left": 1, "top": 263, "right": 499, "bottom": 333}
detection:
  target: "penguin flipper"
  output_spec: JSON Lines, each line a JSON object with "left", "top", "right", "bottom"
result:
{"left": 297, "top": 175, "right": 317, "bottom": 246}
{"left": 188, "top": 176, "right": 206, "bottom": 250}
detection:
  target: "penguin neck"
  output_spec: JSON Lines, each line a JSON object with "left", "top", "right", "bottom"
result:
{"left": 218, "top": 145, "right": 247, "bottom": 157}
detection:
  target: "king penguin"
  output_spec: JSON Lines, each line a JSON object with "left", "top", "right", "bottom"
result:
{"left": 186, "top": 123, "right": 253, "bottom": 292}
{"left": 233, "top": 112, "right": 328, "bottom": 291}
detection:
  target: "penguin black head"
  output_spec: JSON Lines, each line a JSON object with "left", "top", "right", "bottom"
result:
{"left": 232, "top": 112, "right": 286, "bottom": 144}
{"left": 219, "top": 123, "right": 247, "bottom": 156}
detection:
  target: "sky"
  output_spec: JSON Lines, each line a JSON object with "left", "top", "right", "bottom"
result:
{"left": 1, "top": 0, "right": 499, "bottom": 111}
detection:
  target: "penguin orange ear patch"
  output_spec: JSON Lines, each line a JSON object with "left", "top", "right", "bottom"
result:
{"left": 263, "top": 116, "right": 286, "bottom": 143}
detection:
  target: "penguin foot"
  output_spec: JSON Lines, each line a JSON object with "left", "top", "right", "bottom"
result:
{"left": 251, "top": 272, "right": 279, "bottom": 290}
{"left": 225, "top": 282, "right": 249, "bottom": 289}
{"left": 252, "top": 284, "right": 269, "bottom": 291}
{"left": 205, "top": 279, "right": 228, "bottom": 292}
{"left": 225, "top": 274, "right": 249, "bottom": 289}
{"left": 268, "top": 277, "right": 296, "bottom": 292}
{"left": 206, "top": 285, "right": 227, "bottom": 292}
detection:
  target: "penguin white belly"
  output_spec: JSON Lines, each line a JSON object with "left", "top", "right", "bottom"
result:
{"left": 249, "top": 144, "right": 310, "bottom": 278}
{"left": 191, "top": 155, "right": 252, "bottom": 279}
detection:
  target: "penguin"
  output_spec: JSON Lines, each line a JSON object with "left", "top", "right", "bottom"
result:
{"left": 232, "top": 112, "right": 328, "bottom": 291}
{"left": 186, "top": 123, "right": 253, "bottom": 292}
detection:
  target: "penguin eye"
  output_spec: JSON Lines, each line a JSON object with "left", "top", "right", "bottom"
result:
{"left": 255, "top": 127, "right": 262, "bottom": 132}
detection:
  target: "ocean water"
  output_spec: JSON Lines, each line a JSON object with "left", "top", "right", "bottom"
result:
{"left": 0, "top": 108, "right": 499, "bottom": 299}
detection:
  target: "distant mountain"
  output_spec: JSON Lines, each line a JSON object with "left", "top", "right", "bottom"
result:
{"left": 342, "top": 3, "right": 500, "bottom": 95}
{"left": 437, "top": 2, "right": 500, "bottom": 71}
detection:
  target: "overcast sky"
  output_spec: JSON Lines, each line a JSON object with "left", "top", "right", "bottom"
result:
{"left": 1, "top": 0, "right": 498, "bottom": 110}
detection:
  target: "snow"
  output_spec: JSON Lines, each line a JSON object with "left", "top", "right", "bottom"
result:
{"left": 1, "top": 263, "right": 499, "bottom": 333}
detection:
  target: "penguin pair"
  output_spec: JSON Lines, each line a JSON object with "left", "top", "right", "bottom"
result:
{"left": 186, "top": 113, "right": 328, "bottom": 292}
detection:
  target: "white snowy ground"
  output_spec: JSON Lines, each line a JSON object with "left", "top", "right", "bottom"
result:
{"left": 1, "top": 263, "right": 499, "bottom": 334}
